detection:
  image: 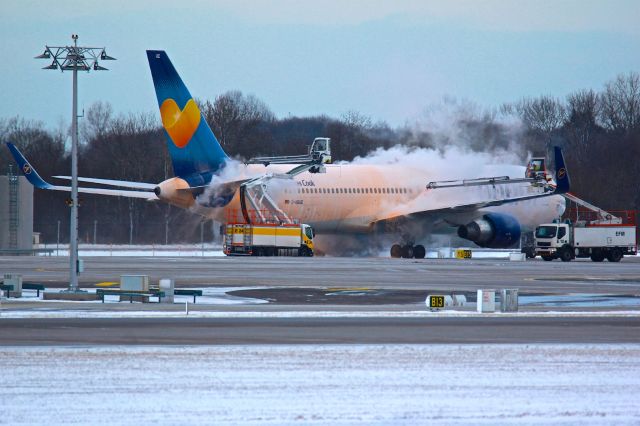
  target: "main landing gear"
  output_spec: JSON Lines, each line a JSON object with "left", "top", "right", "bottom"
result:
{"left": 390, "top": 244, "right": 426, "bottom": 259}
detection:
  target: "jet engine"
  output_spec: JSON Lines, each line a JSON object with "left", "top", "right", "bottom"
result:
{"left": 457, "top": 213, "right": 521, "bottom": 248}
{"left": 154, "top": 177, "right": 195, "bottom": 209}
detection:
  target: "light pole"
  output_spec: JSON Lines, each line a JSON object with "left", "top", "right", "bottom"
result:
{"left": 36, "top": 35, "right": 115, "bottom": 293}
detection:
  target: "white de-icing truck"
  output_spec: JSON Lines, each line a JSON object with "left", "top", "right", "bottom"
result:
{"left": 534, "top": 221, "right": 636, "bottom": 262}
{"left": 223, "top": 223, "right": 314, "bottom": 256}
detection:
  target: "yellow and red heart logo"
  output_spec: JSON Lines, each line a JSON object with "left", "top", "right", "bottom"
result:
{"left": 160, "top": 98, "right": 201, "bottom": 148}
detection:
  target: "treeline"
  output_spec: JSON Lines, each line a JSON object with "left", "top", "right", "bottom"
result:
{"left": 1, "top": 72, "right": 639, "bottom": 244}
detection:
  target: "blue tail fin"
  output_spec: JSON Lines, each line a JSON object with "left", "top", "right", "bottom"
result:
{"left": 147, "top": 50, "right": 228, "bottom": 178}
{"left": 553, "top": 146, "right": 570, "bottom": 194}
{"left": 6, "top": 142, "right": 54, "bottom": 189}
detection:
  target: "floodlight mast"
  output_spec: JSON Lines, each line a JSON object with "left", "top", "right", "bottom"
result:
{"left": 36, "top": 35, "right": 115, "bottom": 293}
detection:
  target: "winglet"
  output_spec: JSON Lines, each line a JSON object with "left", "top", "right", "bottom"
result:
{"left": 5, "top": 142, "right": 54, "bottom": 189}
{"left": 553, "top": 146, "right": 570, "bottom": 194}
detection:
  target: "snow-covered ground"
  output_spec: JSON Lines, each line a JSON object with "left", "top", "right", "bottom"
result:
{"left": 2, "top": 345, "right": 639, "bottom": 424}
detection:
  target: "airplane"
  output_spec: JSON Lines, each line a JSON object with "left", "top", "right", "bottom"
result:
{"left": 6, "top": 50, "right": 569, "bottom": 258}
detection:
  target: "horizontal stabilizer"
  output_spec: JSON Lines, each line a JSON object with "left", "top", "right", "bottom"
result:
{"left": 53, "top": 176, "right": 156, "bottom": 190}
{"left": 5, "top": 142, "right": 158, "bottom": 200}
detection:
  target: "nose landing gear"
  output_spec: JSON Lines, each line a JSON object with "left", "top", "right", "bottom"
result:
{"left": 390, "top": 243, "right": 426, "bottom": 259}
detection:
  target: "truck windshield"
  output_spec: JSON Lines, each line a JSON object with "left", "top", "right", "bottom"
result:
{"left": 304, "top": 226, "right": 313, "bottom": 240}
{"left": 535, "top": 226, "right": 557, "bottom": 238}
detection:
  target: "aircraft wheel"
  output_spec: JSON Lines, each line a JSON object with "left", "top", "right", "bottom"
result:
{"left": 606, "top": 248, "right": 623, "bottom": 262}
{"left": 413, "top": 244, "right": 426, "bottom": 259}
{"left": 390, "top": 244, "right": 402, "bottom": 258}
{"left": 401, "top": 245, "right": 414, "bottom": 259}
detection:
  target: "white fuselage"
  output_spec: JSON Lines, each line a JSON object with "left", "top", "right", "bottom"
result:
{"left": 197, "top": 163, "right": 566, "bottom": 236}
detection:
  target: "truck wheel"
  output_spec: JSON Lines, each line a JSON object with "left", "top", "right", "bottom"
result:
{"left": 606, "top": 248, "right": 623, "bottom": 262}
{"left": 413, "top": 245, "right": 426, "bottom": 259}
{"left": 390, "top": 244, "right": 402, "bottom": 258}
{"left": 559, "top": 248, "right": 573, "bottom": 262}
{"left": 523, "top": 248, "right": 536, "bottom": 259}
{"left": 541, "top": 255, "right": 554, "bottom": 261}
{"left": 590, "top": 251, "right": 605, "bottom": 262}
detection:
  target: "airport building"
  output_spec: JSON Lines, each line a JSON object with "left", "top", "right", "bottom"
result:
{"left": 0, "top": 168, "right": 33, "bottom": 252}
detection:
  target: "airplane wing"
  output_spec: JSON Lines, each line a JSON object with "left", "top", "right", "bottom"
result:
{"left": 373, "top": 146, "right": 570, "bottom": 226}
{"left": 6, "top": 142, "right": 158, "bottom": 200}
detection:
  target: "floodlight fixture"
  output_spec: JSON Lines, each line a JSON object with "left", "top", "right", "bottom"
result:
{"left": 101, "top": 51, "right": 116, "bottom": 61}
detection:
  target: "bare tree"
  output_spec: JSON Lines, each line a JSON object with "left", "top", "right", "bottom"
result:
{"left": 81, "top": 101, "right": 113, "bottom": 143}
{"left": 565, "top": 89, "right": 600, "bottom": 160}
{"left": 341, "top": 110, "right": 373, "bottom": 130}
{"left": 200, "top": 90, "right": 274, "bottom": 149}
{"left": 513, "top": 96, "right": 567, "bottom": 135}
{"left": 598, "top": 72, "right": 640, "bottom": 133}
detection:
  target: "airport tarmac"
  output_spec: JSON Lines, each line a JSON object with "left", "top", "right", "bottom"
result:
{"left": 0, "top": 316, "right": 639, "bottom": 345}
{"left": 3, "top": 255, "right": 640, "bottom": 294}
{"left": 2, "top": 255, "right": 640, "bottom": 345}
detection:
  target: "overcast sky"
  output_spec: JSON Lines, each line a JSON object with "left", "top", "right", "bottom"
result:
{"left": 1, "top": 0, "right": 639, "bottom": 128}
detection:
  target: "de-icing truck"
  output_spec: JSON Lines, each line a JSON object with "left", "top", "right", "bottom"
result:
{"left": 534, "top": 221, "right": 636, "bottom": 262}
{"left": 223, "top": 223, "right": 314, "bottom": 256}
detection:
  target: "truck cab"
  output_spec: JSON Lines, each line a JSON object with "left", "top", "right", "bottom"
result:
{"left": 525, "top": 157, "right": 552, "bottom": 184}
{"left": 301, "top": 224, "right": 315, "bottom": 254}
{"left": 534, "top": 223, "right": 572, "bottom": 261}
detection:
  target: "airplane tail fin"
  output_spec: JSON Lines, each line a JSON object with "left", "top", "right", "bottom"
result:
{"left": 553, "top": 146, "right": 570, "bottom": 194}
{"left": 146, "top": 50, "right": 228, "bottom": 179}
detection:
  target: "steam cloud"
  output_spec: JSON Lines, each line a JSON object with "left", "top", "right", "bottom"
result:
{"left": 202, "top": 99, "right": 543, "bottom": 256}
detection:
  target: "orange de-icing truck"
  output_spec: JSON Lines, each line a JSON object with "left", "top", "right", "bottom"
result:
{"left": 223, "top": 210, "right": 314, "bottom": 256}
